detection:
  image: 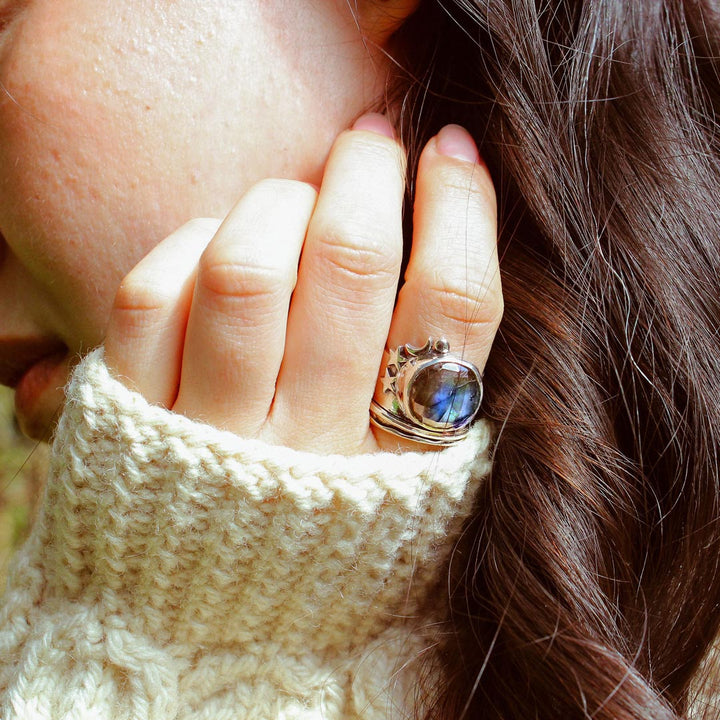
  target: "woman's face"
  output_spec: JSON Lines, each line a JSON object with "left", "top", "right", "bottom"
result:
{"left": 0, "top": 0, "right": 390, "bottom": 436}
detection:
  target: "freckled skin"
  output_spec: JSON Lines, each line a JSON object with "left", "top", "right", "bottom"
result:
{"left": 0, "top": 0, "right": 388, "bottom": 431}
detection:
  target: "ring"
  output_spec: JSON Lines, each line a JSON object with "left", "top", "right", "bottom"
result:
{"left": 370, "top": 338, "right": 483, "bottom": 445}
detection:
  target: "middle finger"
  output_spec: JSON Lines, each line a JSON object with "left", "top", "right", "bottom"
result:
{"left": 269, "top": 115, "right": 405, "bottom": 453}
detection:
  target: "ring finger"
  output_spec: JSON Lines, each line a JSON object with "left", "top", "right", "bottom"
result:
{"left": 173, "top": 179, "right": 317, "bottom": 434}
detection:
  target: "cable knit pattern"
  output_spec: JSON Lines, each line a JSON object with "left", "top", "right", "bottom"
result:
{"left": 0, "top": 349, "right": 492, "bottom": 719}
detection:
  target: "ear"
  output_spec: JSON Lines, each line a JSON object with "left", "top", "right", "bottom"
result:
{"left": 356, "top": 0, "right": 422, "bottom": 46}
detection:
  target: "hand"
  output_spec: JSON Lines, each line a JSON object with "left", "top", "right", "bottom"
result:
{"left": 103, "top": 114, "right": 502, "bottom": 454}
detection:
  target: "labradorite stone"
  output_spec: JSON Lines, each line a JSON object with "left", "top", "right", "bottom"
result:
{"left": 407, "top": 362, "right": 481, "bottom": 428}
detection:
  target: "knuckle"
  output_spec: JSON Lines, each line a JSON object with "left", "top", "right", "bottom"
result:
{"left": 183, "top": 217, "right": 223, "bottom": 236}
{"left": 432, "top": 164, "right": 497, "bottom": 218}
{"left": 422, "top": 268, "right": 504, "bottom": 329}
{"left": 198, "top": 248, "right": 292, "bottom": 305}
{"left": 248, "top": 178, "right": 318, "bottom": 205}
{"left": 111, "top": 275, "right": 173, "bottom": 337}
{"left": 315, "top": 223, "right": 402, "bottom": 287}
{"left": 330, "top": 131, "right": 407, "bottom": 195}
{"left": 113, "top": 273, "right": 173, "bottom": 314}
{"left": 337, "top": 128, "right": 406, "bottom": 167}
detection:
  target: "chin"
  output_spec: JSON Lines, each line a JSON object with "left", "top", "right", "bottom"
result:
{"left": 15, "top": 390, "right": 65, "bottom": 442}
{"left": 14, "top": 356, "right": 73, "bottom": 442}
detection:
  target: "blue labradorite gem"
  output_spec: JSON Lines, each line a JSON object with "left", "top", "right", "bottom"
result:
{"left": 407, "top": 361, "right": 481, "bottom": 429}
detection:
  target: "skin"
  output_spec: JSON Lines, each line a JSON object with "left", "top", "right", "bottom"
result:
{"left": 0, "top": 0, "right": 502, "bottom": 452}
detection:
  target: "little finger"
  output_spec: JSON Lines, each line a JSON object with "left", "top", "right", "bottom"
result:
{"left": 104, "top": 219, "right": 220, "bottom": 406}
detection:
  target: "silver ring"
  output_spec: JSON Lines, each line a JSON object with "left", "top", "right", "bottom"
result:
{"left": 370, "top": 338, "right": 483, "bottom": 445}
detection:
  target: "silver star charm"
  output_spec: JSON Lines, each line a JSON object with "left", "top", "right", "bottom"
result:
{"left": 381, "top": 372, "right": 396, "bottom": 394}
{"left": 387, "top": 347, "right": 401, "bottom": 369}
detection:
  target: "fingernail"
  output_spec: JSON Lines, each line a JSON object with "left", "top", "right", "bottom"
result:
{"left": 352, "top": 113, "right": 395, "bottom": 139}
{"left": 436, "top": 124, "right": 479, "bottom": 163}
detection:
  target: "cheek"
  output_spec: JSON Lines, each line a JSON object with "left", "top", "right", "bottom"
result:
{"left": 0, "top": 95, "right": 164, "bottom": 345}
{"left": 0, "top": 97, "right": 146, "bottom": 345}
{"left": 0, "top": 0, "right": 387, "bottom": 347}
{"left": 0, "top": 7, "right": 234, "bottom": 344}
{"left": 0, "top": 5, "right": 195, "bottom": 343}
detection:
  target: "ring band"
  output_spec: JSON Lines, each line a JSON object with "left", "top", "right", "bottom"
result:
{"left": 370, "top": 338, "right": 483, "bottom": 445}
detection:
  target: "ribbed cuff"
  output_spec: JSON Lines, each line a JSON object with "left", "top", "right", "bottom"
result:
{"left": 0, "top": 349, "right": 492, "bottom": 719}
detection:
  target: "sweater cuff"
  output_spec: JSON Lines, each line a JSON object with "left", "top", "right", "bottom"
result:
{"left": 1, "top": 348, "right": 492, "bottom": 719}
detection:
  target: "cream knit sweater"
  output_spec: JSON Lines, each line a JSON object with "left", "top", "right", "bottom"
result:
{"left": 0, "top": 350, "right": 491, "bottom": 720}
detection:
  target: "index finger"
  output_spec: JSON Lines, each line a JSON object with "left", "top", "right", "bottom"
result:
{"left": 371, "top": 125, "right": 502, "bottom": 450}
{"left": 389, "top": 124, "right": 502, "bottom": 371}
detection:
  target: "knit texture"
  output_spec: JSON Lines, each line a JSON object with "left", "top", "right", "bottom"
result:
{"left": 0, "top": 349, "right": 492, "bottom": 720}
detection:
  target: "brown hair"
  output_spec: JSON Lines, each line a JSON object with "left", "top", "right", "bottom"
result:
{"left": 391, "top": 1, "right": 720, "bottom": 716}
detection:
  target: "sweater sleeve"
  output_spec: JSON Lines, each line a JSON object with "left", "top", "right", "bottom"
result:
{"left": 0, "top": 349, "right": 492, "bottom": 720}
